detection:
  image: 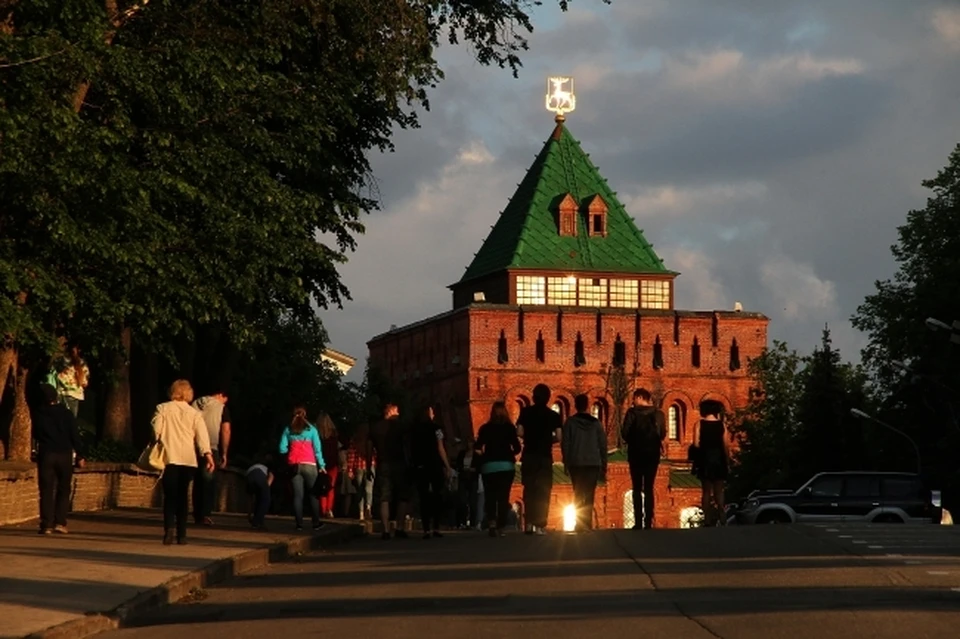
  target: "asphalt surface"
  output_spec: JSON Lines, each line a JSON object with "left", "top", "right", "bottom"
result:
{"left": 105, "top": 523, "right": 960, "bottom": 639}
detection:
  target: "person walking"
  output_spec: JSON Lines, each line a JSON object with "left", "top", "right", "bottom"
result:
{"left": 54, "top": 344, "right": 89, "bottom": 418}
{"left": 474, "top": 401, "right": 521, "bottom": 538}
{"left": 191, "top": 389, "right": 231, "bottom": 526}
{"left": 693, "top": 399, "right": 729, "bottom": 526}
{"left": 621, "top": 388, "right": 666, "bottom": 529}
{"left": 279, "top": 406, "right": 326, "bottom": 531}
{"left": 517, "top": 383, "right": 562, "bottom": 535}
{"left": 411, "top": 403, "right": 453, "bottom": 539}
{"left": 562, "top": 394, "right": 608, "bottom": 533}
{"left": 151, "top": 379, "right": 215, "bottom": 545}
{"left": 316, "top": 412, "right": 340, "bottom": 518}
{"left": 367, "top": 403, "right": 412, "bottom": 539}
{"left": 245, "top": 447, "right": 276, "bottom": 530}
{"left": 32, "top": 384, "right": 85, "bottom": 535}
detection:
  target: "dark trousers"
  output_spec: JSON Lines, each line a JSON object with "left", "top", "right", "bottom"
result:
{"left": 192, "top": 450, "right": 218, "bottom": 522}
{"left": 163, "top": 464, "right": 194, "bottom": 540}
{"left": 482, "top": 470, "right": 514, "bottom": 529}
{"left": 521, "top": 456, "right": 553, "bottom": 528}
{"left": 38, "top": 451, "right": 73, "bottom": 529}
{"left": 415, "top": 466, "right": 445, "bottom": 531}
{"left": 457, "top": 471, "right": 479, "bottom": 527}
{"left": 629, "top": 457, "right": 659, "bottom": 528}
{"left": 568, "top": 466, "right": 600, "bottom": 531}
{"left": 246, "top": 469, "right": 271, "bottom": 527}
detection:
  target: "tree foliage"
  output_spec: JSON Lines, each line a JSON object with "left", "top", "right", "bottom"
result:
{"left": 853, "top": 142, "right": 960, "bottom": 508}
{"left": 1, "top": 0, "right": 587, "bottom": 458}
{"left": 729, "top": 330, "right": 878, "bottom": 500}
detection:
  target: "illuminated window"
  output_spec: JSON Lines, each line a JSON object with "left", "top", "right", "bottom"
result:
{"left": 578, "top": 278, "right": 607, "bottom": 307}
{"left": 516, "top": 276, "right": 546, "bottom": 305}
{"left": 640, "top": 280, "right": 670, "bottom": 309}
{"left": 547, "top": 277, "right": 577, "bottom": 306}
{"left": 609, "top": 279, "right": 638, "bottom": 308}
{"left": 668, "top": 404, "right": 681, "bottom": 440}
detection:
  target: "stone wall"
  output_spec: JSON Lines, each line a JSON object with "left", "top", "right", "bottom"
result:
{"left": 0, "top": 462, "right": 250, "bottom": 527}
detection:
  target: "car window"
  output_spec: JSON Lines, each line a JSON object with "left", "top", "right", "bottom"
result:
{"left": 809, "top": 477, "right": 843, "bottom": 497}
{"left": 882, "top": 478, "right": 921, "bottom": 499}
{"left": 844, "top": 477, "right": 881, "bottom": 498}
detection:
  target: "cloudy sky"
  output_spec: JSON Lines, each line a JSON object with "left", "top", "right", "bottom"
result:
{"left": 319, "top": 0, "right": 960, "bottom": 380}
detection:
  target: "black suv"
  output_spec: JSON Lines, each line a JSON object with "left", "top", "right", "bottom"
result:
{"left": 734, "top": 471, "right": 942, "bottom": 525}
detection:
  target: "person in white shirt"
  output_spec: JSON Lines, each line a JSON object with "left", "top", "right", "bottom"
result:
{"left": 151, "top": 379, "right": 214, "bottom": 546}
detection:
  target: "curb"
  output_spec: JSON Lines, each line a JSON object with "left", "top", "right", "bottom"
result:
{"left": 24, "top": 522, "right": 364, "bottom": 639}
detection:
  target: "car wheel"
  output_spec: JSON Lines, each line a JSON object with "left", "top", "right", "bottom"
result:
{"left": 873, "top": 513, "right": 903, "bottom": 524}
{"left": 756, "top": 510, "right": 790, "bottom": 525}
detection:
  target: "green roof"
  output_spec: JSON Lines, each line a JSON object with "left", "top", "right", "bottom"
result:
{"left": 669, "top": 469, "right": 702, "bottom": 489}
{"left": 459, "top": 123, "right": 672, "bottom": 284}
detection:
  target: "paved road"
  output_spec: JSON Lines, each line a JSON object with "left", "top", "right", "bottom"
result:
{"left": 107, "top": 524, "right": 960, "bottom": 639}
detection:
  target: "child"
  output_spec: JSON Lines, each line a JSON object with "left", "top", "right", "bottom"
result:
{"left": 246, "top": 449, "right": 276, "bottom": 530}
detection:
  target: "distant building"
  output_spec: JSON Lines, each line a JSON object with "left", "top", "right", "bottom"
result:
{"left": 367, "top": 111, "right": 769, "bottom": 528}
{"left": 321, "top": 348, "right": 357, "bottom": 376}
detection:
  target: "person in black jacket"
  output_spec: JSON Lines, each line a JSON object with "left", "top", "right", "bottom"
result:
{"left": 517, "top": 383, "right": 562, "bottom": 535}
{"left": 32, "top": 383, "right": 85, "bottom": 535}
{"left": 561, "top": 394, "right": 608, "bottom": 532}
{"left": 411, "top": 403, "right": 453, "bottom": 539}
{"left": 620, "top": 388, "right": 666, "bottom": 529}
{"left": 474, "top": 401, "right": 521, "bottom": 537}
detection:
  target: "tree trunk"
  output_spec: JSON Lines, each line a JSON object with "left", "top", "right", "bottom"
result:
{"left": 0, "top": 344, "right": 14, "bottom": 410}
{"left": 102, "top": 326, "right": 132, "bottom": 443}
{"left": 8, "top": 357, "right": 32, "bottom": 461}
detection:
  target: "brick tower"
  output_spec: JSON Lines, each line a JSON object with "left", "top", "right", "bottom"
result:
{"left": 367, "top": 87, "right": 768, "bottom": 528}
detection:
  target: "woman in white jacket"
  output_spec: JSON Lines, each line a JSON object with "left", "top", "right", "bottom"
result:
{"left": 152, "top": 379, "right": 215, "bottom": 545}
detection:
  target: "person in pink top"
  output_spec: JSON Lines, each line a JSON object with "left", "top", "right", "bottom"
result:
{"left": 279, "top": 406, "right": 326, "bottom": 531}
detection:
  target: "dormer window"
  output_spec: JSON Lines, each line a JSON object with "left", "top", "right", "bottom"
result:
{"left": 583, "top": 194, "right": 608, "bottom": 237}
{"left": 555, "top": 193, "right": 579, "bottom": 237}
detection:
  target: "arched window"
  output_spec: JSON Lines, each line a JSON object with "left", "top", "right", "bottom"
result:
{"left": 591, "top": 401, "right": 606, "bottom": 425}
{"left": 668, "top": 404, "right": 683, "bottom": 441}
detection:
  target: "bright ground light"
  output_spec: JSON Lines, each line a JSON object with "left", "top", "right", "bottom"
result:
{"left": 562, "top": 504, "right": 577, "bottom": 531}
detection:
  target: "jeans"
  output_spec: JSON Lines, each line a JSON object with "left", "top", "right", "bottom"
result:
{"left": 246, "top": 469, "right": 271, "bottom": 527}
{"left": 628, "top": 457, "right": 659, "bottom": 528}
{"left": 162, "top": 464, "right": 194, "bottom": 540}
{"left": 568, "top": 466, "right": 600, "bottom": 531}
{"left": 481, "top": 470, "right": 514, "bottom": 530}
{"left": 38, "top": 450, "right": 73, "bottom": 529}
{"left": 290, "top": 463, "right": 320, "bottom": 527}
{"left": 192, "top": 450, "right": 219, "bottom": 522}
{"left": 521, "top": 455, "right": 553, "bottom": 529}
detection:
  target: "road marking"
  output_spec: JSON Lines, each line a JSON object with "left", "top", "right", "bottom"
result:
{"left": 952, "top": 588, "right": 960, "bottom": 593}
{"left": 826, "top": 528, "right": 839, "bottom": 532}
{"left": 905, "top": 560, "right": 923, "bottom": 565}
{"left": 853, "top": 540, "right": 867, "bottom": 544}
{"left": 839, "top": 535, "right": 853, "bottom": 538}
{"left": 868, "top": 545, "right": 884, "bottom": 549}
{"left": 886, "top": 553, "right": 903, "bottom": 558}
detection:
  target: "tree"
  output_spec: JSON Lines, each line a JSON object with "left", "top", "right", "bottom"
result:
{"left": 1, "top": 0, "right": 591, "bottom": 455}
{"left": 853, "top": 142, "right": 960, "bottom": 508}
{"left": 728, "top": 341, "right": 804, "bottom": 498}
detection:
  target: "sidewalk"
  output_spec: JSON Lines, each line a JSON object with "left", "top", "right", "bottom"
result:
{"left": 0, "top": 509, "right": 362, "bottom": 639}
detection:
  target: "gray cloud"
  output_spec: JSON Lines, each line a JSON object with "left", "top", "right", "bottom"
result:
{"left": 322, "top": 0, "right": 960, "bottom": 377}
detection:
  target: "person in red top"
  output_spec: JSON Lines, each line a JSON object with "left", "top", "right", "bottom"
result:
{"left": 316, "top": 412, "right": 340, "bottom": 518}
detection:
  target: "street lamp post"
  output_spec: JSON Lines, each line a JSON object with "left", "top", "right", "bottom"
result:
{"left": 850, "top": 408, "right": 922, "bottom": 475}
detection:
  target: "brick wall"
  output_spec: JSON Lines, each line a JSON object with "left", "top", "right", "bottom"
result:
{"left": 367, "top": 303, "right": 767, "bottom": 529}
{"left": 0, "top": 462, "right": 250, "bottom": 527}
